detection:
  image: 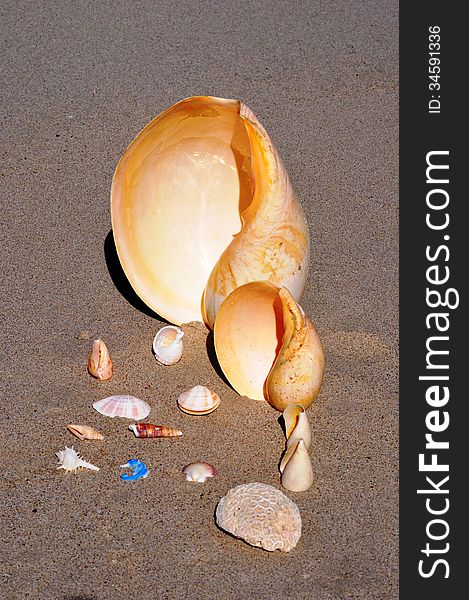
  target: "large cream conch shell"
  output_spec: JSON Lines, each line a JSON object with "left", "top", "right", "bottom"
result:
{"left": 111, "top": 96, "right": 309, "bottom": 327}
{"left": 214, "top": 281, "right": 324, "bottom": 410}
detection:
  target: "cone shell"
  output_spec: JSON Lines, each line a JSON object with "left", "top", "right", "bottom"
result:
{"left": 177, "top": 385, "right": 221, "bottom": 415}
{"left": 152, "top": 325, "right": 184, "bottom": 366}
{"left": 129, "top": 423, "right": 182, "bottom": 438}
{"left": 67, "top": 424, "right": 104, "bottom": 441}
{"left": 214, "top": 281, "right": 324, "bottom": 409}
{"left": 92, "top": 395, "right": 151, "bottom": 420}
{"left": 280, "top": 439, "right": 314, "bottom": 492}
{"left": 87, "top": 339, "right": 113, "bottom": 381}
{"left": 283, "top": 404, "right": 311, "bottom": 449}
{"left": 111, "top": 96, "right": 309, "bottom": 326}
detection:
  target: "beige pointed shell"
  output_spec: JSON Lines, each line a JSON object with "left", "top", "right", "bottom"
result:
{"left": 67, "top": 424, "right": 104, "bottom": 441}
{"left": 177, "top": 385, "right": 221, "bottom": 415}
{"left": 280, "top": 439, "right": 314, "bottom": 492}
{"left": 87, "top": 339, "right": 113, "bottom": 381}
{"left": 283, "top": 404, "right": 311, "bottom": 449}
{"left": 214, "top": 281, "right": 324, "bottom": 410}
{"left": 111, "top": 96, "right": 309, "bottom": 327}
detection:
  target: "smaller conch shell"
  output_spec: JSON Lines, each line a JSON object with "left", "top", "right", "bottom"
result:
{"left": 214, "top": 282, "right": 324, "bottom": 410}
{"left": 265, "top": 288, "right": 324, "bottom": 411}
{"left": 67, "top": 424, "right": 104, "bottom": 441}
{"left": 87, "top": 339, "right": 113, "bottom": 381}
{"left": 280, "top": 439, "right": 314, "bottom": 492}
{"left": 283, "top": 404, "right": 311, "bottom": 450}
{"left": 129, "top": 423, "right": 183, "bottom": 438}
{"left": 152, "top": 326, "right": 184, "bottom": 366}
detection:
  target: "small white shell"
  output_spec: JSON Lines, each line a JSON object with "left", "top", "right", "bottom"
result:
{"left": 182, "top": 461, "right": 217, "bottom": 482}
{"left": 92, "top": 395, "right": 151, "bottom": 420}
{"left": 280, "top": 439, "right": 314, "bottom": 492}
{"left": 152, "top": 326, "right": 184, "bottom": 366}
{"left": 55, "top": 447, "right": 99, "bottom": 472}
{"left": 283, "top": 404, "right": 311, "bottom": 449}
{"left": 177, "top": 385, "right": 221, "bottom": 415}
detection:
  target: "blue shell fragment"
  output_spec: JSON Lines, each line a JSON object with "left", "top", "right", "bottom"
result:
{"left": 120, "top": 459, "right": 149, "bottom": 481}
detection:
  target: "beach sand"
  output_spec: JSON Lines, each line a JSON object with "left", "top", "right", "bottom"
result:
{"left": 1, "top": 1, "right": 398, "bottom": 598}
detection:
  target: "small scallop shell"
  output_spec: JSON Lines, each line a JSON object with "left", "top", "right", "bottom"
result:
{"left": 67, "top": 424, "right": 104, "bottom": 441}
{"left": 177, "top": 385, "right": 221, "bottom": 415}
{"left": 153, "top": 326, "right": 184, "bottom": 366}
{"left": 92, "top": 395, "right": 151, "bottom": 420}
{"left": 87, "top": 339, "right": 113, "bottom": 381}
{"left": 182, "top": 461, "right": 217, "bottom": 482}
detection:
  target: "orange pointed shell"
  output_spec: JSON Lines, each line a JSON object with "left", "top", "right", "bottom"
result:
{"left": 111, "top": 96, "right": 309, "bottom": 327}
{"left": 129, "top": 423, "right": 182, "bottom": 438}
{"left": 177, "top": 385, "right": 221, "bottom": 415}
{"left": 87, "top": 339, "right": 113, "bottom": 381}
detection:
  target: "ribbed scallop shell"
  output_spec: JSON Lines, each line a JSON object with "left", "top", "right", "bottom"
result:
{"left": 92, "top": 395, "right": 151, "bottom": 420}
{"left": 177, "top": 385, "right": 221, "bottom": 415}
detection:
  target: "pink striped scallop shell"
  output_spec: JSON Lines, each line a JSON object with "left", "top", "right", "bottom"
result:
{"left": 177, "top": 385, "right": 221, "bottom": 415}
{"left": 92, "top": 395, "right": 151, "bottom": 420}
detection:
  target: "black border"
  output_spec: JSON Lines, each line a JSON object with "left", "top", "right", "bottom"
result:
{"left": 400, "top": 4, "right": 464, "bottom": 595}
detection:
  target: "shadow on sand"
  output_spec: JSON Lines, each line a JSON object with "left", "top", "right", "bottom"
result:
{"left": 104, "top": 230, "right": 168, "bottom": 322}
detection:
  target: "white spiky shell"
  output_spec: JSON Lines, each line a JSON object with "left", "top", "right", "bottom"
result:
{"left": 55, "top": 447, "right": 99, "bottom": 472}
{"left": 177, "top": 385, "right": 221, "bottom": 415}
{"left": 152, "top": 326, "right": 184, "bottom": 365}
{"left": 92, "top": 395, "right": 151, "bottom": 420}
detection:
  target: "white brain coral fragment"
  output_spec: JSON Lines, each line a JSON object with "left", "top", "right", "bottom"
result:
{"left": 215, "top": 483, "right": 301, "bottom": 552}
